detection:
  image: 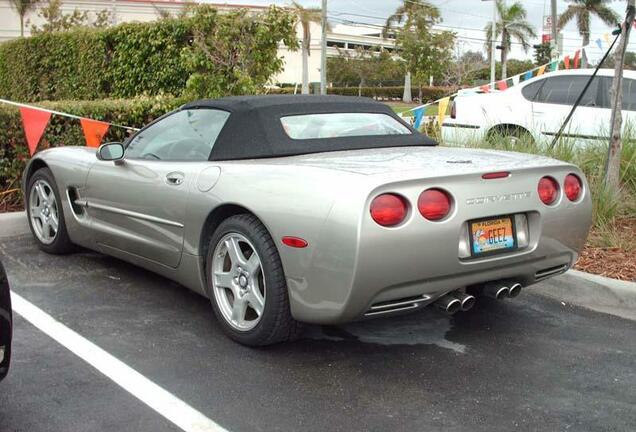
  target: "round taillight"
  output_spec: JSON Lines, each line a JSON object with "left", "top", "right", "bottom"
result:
{"left": 418, "top": 188, "right": 452, "bottom": 221}
{"left": 370, "top": 193, "right": 408, "bottom": 227}
{"left": 538, "top": 176, "right": 559, "bottom": 205}
{"left": 564, "top": 174, "right": 582, "bottom": 201}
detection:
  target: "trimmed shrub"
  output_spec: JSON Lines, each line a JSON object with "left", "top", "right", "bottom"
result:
{"left": 269, "top": 85, "right": 453, "bottom": 102}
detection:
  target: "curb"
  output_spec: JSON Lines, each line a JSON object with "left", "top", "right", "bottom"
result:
{"left": 0, "top": 211, "right": 29, "bottom": 238}
{"left": 535, "top": 270, "right": 636, "bottom": 321}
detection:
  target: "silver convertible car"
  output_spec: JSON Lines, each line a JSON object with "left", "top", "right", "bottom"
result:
{"left": 22, "top": 95, "right": 592, "bottom": 346}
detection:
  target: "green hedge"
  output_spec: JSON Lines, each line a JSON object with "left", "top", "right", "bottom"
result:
{"left": 0, "top": 20, "right": 191, "bottom": 102}
{"left": 271, "top": 85, "right": 453, "bottom": 102}
{"left": 0, "top": 96, "right": 184, "bottom": 205}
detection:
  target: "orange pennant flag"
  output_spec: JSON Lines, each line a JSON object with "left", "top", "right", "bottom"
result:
{"left": 537, "top": 65, "right": 547, "bottom": 76}
{"left": 496, "top": 80, "right": 508, "bottom": 91}
{"left": 480, "top": 84, "right": 490, "bottom": 93}
{"left": 19, "top": 107, "right": 52, "bottom": 156}
{"left": 573, "top": 50, "right": 581, "bottom": 69}
{"left": 80, "top": 118, "right": 110, "bottom": 148}
{"left": 564, "top": 55, "right": 570, "bottom": 69}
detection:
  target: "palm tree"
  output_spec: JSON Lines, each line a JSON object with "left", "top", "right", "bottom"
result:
{"left": 291, "top": 2, "right": 322, "bottom": 95}
{"left": 9, "top": 0, "right": 39, "bottom": 36}
{"left": 558, "top": 0, "right": 619, "bottom": 68}
{"left": 484, "top": 1, "right": 536, "bottom": 80}
{"left": 383, "top": 0, "right": 440, "bottom": 102}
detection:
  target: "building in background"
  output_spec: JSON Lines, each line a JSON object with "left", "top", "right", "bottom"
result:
{"left": 0, "top": 0, "right": 395, "bottom": 86}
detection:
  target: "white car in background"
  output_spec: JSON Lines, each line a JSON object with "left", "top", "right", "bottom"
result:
{"left": 442, "top": 69, "right": 636, "bottom": 146}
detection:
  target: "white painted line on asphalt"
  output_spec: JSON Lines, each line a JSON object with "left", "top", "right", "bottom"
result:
{"left": 11, "top": 291, "right": 229, "bottom": 432}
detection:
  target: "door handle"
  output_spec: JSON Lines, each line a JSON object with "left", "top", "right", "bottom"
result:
{"left": 165, "top": 172, "right": 185, "bottom": 186}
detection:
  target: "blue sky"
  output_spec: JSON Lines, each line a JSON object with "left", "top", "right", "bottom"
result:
{"left": 212, "top": 0, "right": 632, "bottom": 59}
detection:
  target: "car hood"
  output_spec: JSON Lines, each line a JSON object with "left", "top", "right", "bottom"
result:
{"left": 269, "top": 146, "right": 568, "bottom": 177}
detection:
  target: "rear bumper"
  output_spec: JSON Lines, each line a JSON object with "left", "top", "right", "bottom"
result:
{"left": 287, "top": 165, "right": 592, "bottom": 325}
{"left": 441, "top": 123, "right": 484, "bottom": 145}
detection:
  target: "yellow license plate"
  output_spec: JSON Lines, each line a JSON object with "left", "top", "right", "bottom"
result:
{"left": 470, "top": 216, "right": 516, "bottom": 256}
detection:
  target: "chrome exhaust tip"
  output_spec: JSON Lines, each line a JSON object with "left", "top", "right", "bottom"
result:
{"left": 483, "top": 283, "right": 510, "bottom": 300}
{"left": 434, "top": 295, "right": 462, "bottom": 315}
{"left": 508, "top": 282, "right": 522, "bottom": 298}
{"left": 454, "top": 292, "right": 476, "bottom": 311}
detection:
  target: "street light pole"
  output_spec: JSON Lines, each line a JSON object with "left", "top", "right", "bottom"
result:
{"left": 320, "top": 0, "right": 328, "bottom": 95}
{"left": 490, "top": 0, "right": 497, "bottom": 84}
{"left": 550, "top": 0, "right": 558, "bottom": 59}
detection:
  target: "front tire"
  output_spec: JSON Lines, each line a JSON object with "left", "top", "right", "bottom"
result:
{"left": 206, "top": 214, "right": 303, "bottom": 346}
{"left": 26, "top": 168, "right": 74, "bottom": 254}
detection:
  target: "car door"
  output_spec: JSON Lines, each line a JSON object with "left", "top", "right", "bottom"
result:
{"left": 528, "top": 74, "right": 608, "bottom": 144}
{"left": 84, "top": 108, "right": 230, "bottom": 268}
{"left": 599, "top": 76, "right": 636, "bottom": 136}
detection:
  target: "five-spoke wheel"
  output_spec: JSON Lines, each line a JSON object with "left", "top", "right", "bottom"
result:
{"left": 29, "top": 179, "right": 59, "bottom": 245}
{"left": 211, "top": 233, "right": 266, "bottom": 331}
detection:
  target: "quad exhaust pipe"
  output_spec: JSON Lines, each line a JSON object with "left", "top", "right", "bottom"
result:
{"left": 434, "top": 292, "right": 476, "bottom": 314}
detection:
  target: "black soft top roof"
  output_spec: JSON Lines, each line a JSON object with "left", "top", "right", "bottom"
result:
{"left": 180, "top": 95, "right": 437, "bottom": 160}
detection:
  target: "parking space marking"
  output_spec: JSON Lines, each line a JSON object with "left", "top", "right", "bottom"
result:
{"left": 11, "top": 291, "right": 229, "bottom": 432}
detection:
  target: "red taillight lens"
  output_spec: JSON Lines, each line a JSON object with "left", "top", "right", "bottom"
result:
{"left": 418, "top": 188, "right": 452, "bottom": 221}
{"left": 538, "top": 176, "right": 559, "bottom": 205}
{"left": 564, "top": 174, "right": 582, "bottom": 201}
{"left": 370, "top": 193, "right": 408, "bottom": 227}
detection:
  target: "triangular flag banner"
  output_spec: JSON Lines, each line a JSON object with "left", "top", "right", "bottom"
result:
{"left": 19, "top": 107, "right": 51, "bottom": 156}
{"left": 537, "top": 65, "right": 547, "bottom": 76}
{"left": 80, "top": 118, "right": 110, "bottom": 148}
{"left": 523, "top": 70, "right": 534, "bottom": 81}
{"left": 603, "top": 33, "right": 610, "bottom": 43}
{"left": 574, "top": 49, "right": 581, "bottom": 68}
{"left": 596, "top": 38, "right": 603, "bottom": 49}
{"left": 413, "top": 107, "right": 425, "bottom": 130}
{"left": 496, "top": 80, "right": 508, "bottom": 90}
{"left": 437, "top": 97, "right": 450, "bottom": 127}
{"left": 550, "top": 60, "right": 559, "bottom": 72}
{"left": 480, "top": 84, "right": 490, "bottom": 93}
{"left": 564, "top": 55, "right": 570, "bottom": 69}
{"left": 512, "top": 75, "right": 520, "bottom": 86}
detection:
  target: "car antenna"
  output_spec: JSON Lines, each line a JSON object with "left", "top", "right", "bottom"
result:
{"left": 549, "top": 25, "right": 622, "bottom": 149}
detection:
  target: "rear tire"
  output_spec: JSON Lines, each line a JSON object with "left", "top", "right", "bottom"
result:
{"left": 487, "top": 126, "right": 535, "bottom": 149}
{"left": 205, "top": 214, "right": 303, "bottom": 346}
{"left": 26, "top": 168, "right": 74, "bottom": 254}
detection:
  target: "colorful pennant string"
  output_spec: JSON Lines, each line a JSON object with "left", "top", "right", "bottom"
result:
{"left": 80, "top": 118, "right": 111, "bottom": 148}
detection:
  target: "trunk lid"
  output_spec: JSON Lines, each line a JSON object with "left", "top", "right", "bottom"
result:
{"left": 269, "top": 146, "right": 568, "bottom": 178}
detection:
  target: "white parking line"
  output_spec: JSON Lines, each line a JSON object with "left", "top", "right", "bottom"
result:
{"left": 11, "top": 291, "right": 229, "bottom": 432}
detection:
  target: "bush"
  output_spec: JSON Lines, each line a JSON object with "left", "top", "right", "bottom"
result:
{"left": 0, "top": 96, "right": 184, "bottom": 210}
{"left": 269, "top": 85, "right": 453, "bottom": 102}
{"left": 0, "top": 6, "right": 297, "bottom": 102}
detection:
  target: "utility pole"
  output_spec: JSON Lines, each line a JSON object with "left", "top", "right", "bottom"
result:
{"left": 605, "top": 1, "right": 635, "bottom": 191}
{"left": 490, "top": 0, "right": 497, "bottom": 84}
{"left": 550, "top": 0, "right": 558, "bottom": 59}
{"left": 320, "top": 0, "right": 328, "bottom": 95}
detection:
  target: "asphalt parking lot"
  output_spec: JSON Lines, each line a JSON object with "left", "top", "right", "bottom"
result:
{"left": 1, "top": 234, "right": 636, "bottom": 432}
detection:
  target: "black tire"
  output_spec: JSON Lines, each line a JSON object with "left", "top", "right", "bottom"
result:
{"left": 26, "top": 168, "right": 74, "bottom": 254}
{"left": 205, "top": 214, "right": 303, "bottom": 346}
{"left": 488, "top": 126, "right": 535, "bottom": 149}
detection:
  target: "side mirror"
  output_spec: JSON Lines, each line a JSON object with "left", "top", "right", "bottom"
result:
{"left": 97, "top": 142, "right": 125, "bottom": 162}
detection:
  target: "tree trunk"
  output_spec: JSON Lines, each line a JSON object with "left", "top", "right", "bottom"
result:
{"left": 402, "top": 72, "right": 412, "bottom": 103}
{"left": 302, "top": 37, "right": 310, "bottom": 95}
{"left": 501, "top": 32, "right": 508, "bottom": 80}
{"left": 581, "top": 34, "right": 589, "bottom": 68}
{"left": 604, "top": 2, "right": 635, "bottom": 192}
{"left": 501, "top": 47, "right": 508, "bottom": 80}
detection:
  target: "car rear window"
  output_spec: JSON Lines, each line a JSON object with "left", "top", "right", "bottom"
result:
{"left": 280, "top": 113, "right": 412, "bottom": 140}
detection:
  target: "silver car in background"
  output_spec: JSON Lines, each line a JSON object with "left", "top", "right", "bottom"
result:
{"left": 22, "top": 95, "right": 592, "bottom": 346}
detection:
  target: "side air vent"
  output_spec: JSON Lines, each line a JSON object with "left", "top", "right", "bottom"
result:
{"left": 534, "top": 264, "right": 568, "bottom": 281}
{"left": 66, "top": 187, "right": 85, "bottom": 216}
{"left": 364, "top": 294, "right": 431, "bottom": 317}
